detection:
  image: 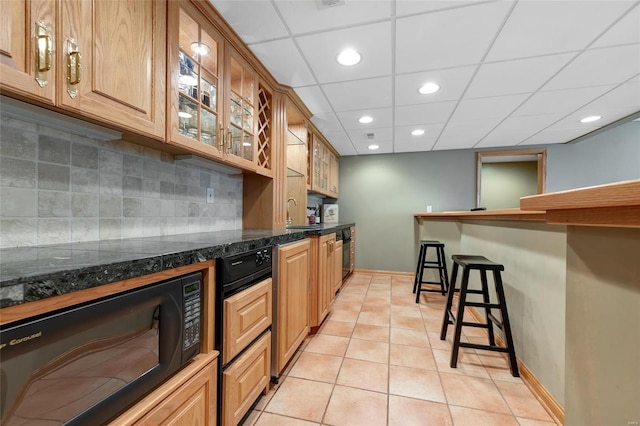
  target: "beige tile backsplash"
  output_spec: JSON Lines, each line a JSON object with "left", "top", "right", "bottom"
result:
{"left": 0, "top": 115, "right": 243, "bottom": 248}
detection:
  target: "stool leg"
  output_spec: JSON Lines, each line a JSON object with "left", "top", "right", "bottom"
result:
{"left": 440, "top": 247, "right": 450, "bottom": 294}
{"left": 480, "top": 270, "right": 496, "bottom": 346}
{"left": 413, "top": 244, "right": 425, "bottom": 294}
{"left": 450, "top": 268, "right": 470, "bottom": 368}
{"left": 415, "top": 245, "right": 428, "bottom": 303}
{"left": 436, "top": 247, "right": 445, "bottom": 295}
{"left": 494, "top": 270, "right": 520, "bottom": 377}
{"left": 440, "top": 262, "right": 459, "bottom": 340}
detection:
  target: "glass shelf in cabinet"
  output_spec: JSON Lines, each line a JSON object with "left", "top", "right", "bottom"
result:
{"left": 287, "top": 129, "right": 305, "bottom": 146}
{"left": 287, "top": 167, "right": 304, "bottom": 178}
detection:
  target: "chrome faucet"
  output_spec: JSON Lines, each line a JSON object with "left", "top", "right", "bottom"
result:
{"left": 286, "top": 197, "right": 298, "bottom": 226}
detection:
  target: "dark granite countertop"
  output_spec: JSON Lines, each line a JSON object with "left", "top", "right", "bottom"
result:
{"left": 0, "top": 223, "right": 354, "bottom": 309}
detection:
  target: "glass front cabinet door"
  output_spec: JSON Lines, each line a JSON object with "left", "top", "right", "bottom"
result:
{"left": 224, "top": 49, "right": 257, "bottom": 169}
{"left": 168, "top": 2, "right": 224, "bottom": 159}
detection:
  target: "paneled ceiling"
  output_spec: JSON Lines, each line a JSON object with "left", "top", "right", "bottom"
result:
{"left": 210, "top": 0, "right": 640, "bottom": 156}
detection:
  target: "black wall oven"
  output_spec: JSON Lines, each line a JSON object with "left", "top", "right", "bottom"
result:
{"left": 0, "top": 272, "right": 202, "bottom": 426}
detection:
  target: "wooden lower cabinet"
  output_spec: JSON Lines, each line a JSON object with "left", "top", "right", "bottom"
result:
{"left": 334, "top": 239, "right": 343, "bottom": 293}
{"left": 112, "top": 353, "right": 218, "bottom": 426}
{"left": 222, "top": 331, "right": 271, "bottom": 426}
{"left": 222, "top": 278, "right": 272, "bottom": 364}
{"left": 275, "top": 239, "right": 310, "bottom": 376}
{"left": 309, "top": 233, "right": 336, "bottom": 328}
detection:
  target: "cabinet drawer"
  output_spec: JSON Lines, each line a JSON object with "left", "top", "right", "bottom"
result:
{"left": 223, "top": 278, "right": 272, "bottom": 364}
{"left": 222, "top": 331, "right": 271, "bottom": 426}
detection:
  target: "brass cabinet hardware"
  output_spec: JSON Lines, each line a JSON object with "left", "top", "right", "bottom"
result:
{"left": 226, "top": 129, "right": 232, "bottom": 153}
{"left": 35, "top": 21, "right": 52, "bottom": 87}
{"left": 66, "top": 38, "right": 81, "bottom": 98}
{"left": 219, "top": 126, "right": 225, "bottom": 150}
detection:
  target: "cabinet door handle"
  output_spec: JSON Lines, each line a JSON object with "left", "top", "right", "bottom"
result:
{"left": 66, "top": 38, "right": 81, "bottom": 98}
{"left": 226, "top": 129, "right": 232, "bottom": 153}
{"left": 35, "top": 21, "right": 52, "bottom": 87}
{"left": 218, "top": 126, "right": 225, "bottom": 150}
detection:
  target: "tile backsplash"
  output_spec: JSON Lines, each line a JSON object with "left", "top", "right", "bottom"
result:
{"left": 0, "top": 114, "right": 243, "bottom": 248}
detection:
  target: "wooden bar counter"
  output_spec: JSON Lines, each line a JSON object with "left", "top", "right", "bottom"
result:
{"left": 414, "top": 179, "right": 640, "bottom": 426}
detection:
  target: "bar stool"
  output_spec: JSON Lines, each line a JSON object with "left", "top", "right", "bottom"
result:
{"left": 440, "top": 255, "right": 519, "bottom": 377}
{"left": 413, "top": 240, "right": 449, "bottom": 303}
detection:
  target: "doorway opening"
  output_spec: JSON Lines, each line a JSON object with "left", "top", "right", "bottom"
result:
{"left": 476, "top": 149, "right": 546, "bottom": 209}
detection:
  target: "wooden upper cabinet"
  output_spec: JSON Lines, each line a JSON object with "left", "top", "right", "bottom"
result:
{"left": 310, "top": 133, "right": 340, "bottom": 198}
{"left": 0, "top": 0, "right": 56, "bottom": 104}
{"left": 329, "top": 152, "right": 339, "bottom": 197}
{"left": 57, "top": 0, "right": 166, "bottom": 139}
{"left": 167, "top": 1, "right": 225, "bottom": 159}
{"left": 223, "top": 48, "right": 258, "bottom": 171}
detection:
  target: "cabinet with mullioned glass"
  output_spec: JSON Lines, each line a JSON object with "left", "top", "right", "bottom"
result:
{"left": 168, "top": 1, "right": 225, "bottom": 160}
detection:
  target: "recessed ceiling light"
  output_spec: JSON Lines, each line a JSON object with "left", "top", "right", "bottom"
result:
{"left": 418, "top": 82, "right": 440, "bottom": 95}
{"left": 178, "top": 111, "right": 192, "bottom": 119}
{"left": 411, "top": 129, "right": 425, "bottom": 136}
{"left": 368, "top": 144, "right": 379, "bottom": 150}
{"left": 358, "top": 115, "right": 373, "bottom": 124}
{"left": 190, "top": 42, "right": 210, "bottom": 56}
{"left": 580, "top": 115, "right": 602, "bottom": 123}
{"left": 337, "top": 48, "right": 361, "bottom": 66}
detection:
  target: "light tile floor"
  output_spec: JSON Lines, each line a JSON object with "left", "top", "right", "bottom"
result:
{"left": 244, "top": 273, "right": 558, "bottom": 426}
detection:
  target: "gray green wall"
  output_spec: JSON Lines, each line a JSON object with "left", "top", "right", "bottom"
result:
{"left": 546, "top": 121, "right": 640, "bottom": 192}
{"left": 481, "top": 161, "right": 538, "bottom": 209}
{"left": 340, "top": 120, "right": 640, "bottom": 272}
{"left": 339, "top": 150, "right": 475, "bottom": 272}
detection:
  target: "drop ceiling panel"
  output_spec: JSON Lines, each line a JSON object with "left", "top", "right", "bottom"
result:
{"left": 465, "top": 53, "right": 576, "bottom": 98}
{"left": 591, "top": 4, "right": 640, "bottom": 48}
{"left": 310, "top": 112, "right": 342, "bottom": 133}
{"left": 322, "top": 131, "right": 357, "bottom": 156}
{"left": 477, "top": 114, "right": 565, "bottom": 148}
{"left": 395, "top": 1, "right": 513, "bottom": 73}
{"left": 584, "top": 81, "right": 640, "bottom": 109}
{"left": 524, "top": 127, "right": 596, "bottom": 145}
{"left": 486, "top": 1, "right": 632, "bottom": 61}
{"left": 296, "top": 22, "right": 392, "bottom": 84}
{"left": 209, "top": 1, "right": 288, "bottom": 43}
{"left": 322, "top": 77, "right": 392, "bottom": 112}
{"left": 394, "top": 123, "right": 444, "bottom": 153}
{"left": 294, "top": 86, "right": 334, "bottom": 114}
{"left": 543, "top": 44, "right": 640, "bottom": 91}
{"left": 395, "top": 1, "right": 482, "bottom": 17}
{"left": 395, "top": 102, "right": 456, "bottom": 126}
{"left": 274, "top": 0, "right": 392, "bottom": 35}
{"left": 395, "top": 66, "right": 476, "bottom": 106}
{"left": 514, "top": 86, "right": 616, "bottom": 117}
{"left": 451, "top": 94, "right": 529, "bottom": 122}
{"left": 434, "top": 118, "right": 503, "bottom": 150}
{"left": 336, "top": 108, "right": 392, "bottom": 130}
{"left": 249, "top": 39, "right": 316, "bottom": 87}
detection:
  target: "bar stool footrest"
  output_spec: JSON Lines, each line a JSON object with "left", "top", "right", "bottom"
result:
{"left": 460, "top": 342, "right": 509, "bottom": 353}
{"left": 460, "top": 321, "right": 490, "bottom": 329}
{"left": 464, "top": 301, "right": 502, "bottom": 309}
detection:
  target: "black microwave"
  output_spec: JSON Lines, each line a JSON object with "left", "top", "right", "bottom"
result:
{"left": 0, "top": 271, "right": 202, "bottom": 425}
